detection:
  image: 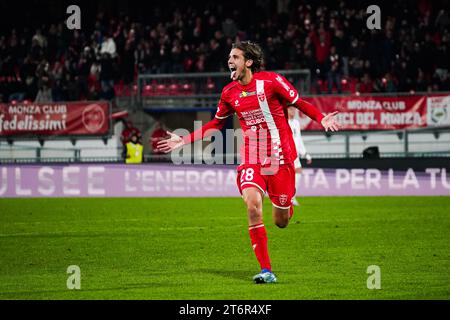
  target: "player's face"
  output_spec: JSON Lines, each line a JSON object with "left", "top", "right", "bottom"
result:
{"left": 228, "top": 48, "right": 252, "bottom": 81}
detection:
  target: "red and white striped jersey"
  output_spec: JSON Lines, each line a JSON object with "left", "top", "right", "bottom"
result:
{"left": 216, "top": 71, "right": 323, "bottom": 165}
{"left": 183, "top": 71, "right": 324, "bottom": 166}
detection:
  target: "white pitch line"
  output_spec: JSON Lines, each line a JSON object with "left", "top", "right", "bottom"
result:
{"left": 3, "top": 218, "right": 144, "bottom": 225}
{"left": 159, "top": 224, "right": 245, "bottom": 231}
{"left": 0, "top": 224, "right": 247, "bottom": 237}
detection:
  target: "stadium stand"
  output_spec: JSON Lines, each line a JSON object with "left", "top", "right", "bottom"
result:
{"left": 0, "top": 0, "right": 449, "bottom": 163}
{"left": 0, "top": 0, "right": 450, "bottom": 103}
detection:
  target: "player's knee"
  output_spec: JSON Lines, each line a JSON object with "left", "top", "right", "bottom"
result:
{"left": 245, "top": 199, "right": 262, "bottom": 220}
{"left": 275, "top": 218, "right": 289, "bottom": 228}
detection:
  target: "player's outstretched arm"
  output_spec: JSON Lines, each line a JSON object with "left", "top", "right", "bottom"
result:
{"left": 275, "top": 73, "right": 340, "bottom": 132}
{"left": 155, "top": 117, "right": 228, "bottom": 153}
{"left": 321, "top": 111, "right": 340, "bottom": 132}
{"left": 156, "top": 131, "right": 184, "bottom": 153}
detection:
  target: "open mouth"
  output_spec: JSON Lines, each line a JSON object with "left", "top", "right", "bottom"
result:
{"left": 229, "top": 66, "right": 237, "bottom": 80}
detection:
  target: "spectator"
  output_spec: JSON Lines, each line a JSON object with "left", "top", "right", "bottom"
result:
{"left": 35, "top": 81, "right": 53, "bottom": 102}
{"left": 99, "top": 52, "right": 115, "bottom": 99}
{"left": 357, "top": 73, "right": 375, "bottom": 94}
{"left": 222, "top": 17, "right": 238, "bottom": 39}
{"left": 326, "top": 46, "right": 342, "bottom": 94}
{"left": 0, "top": 0, "right": 449, "bottom": 103}
{"left": 309, "top": 23, "right": 331, "bottom": 69}
{"left": 77, "top": 47, "right": 92, "bottom": 99}
{"left": 150, "top": 121, "right": 169, "bottom": 154}
{"left": 100, "top": 33, "right": 117, "bottom": 58}
{"left": 121, "top": 120, "right": 142, "bottom": 146}
{"left": 435, "top": 9, "right": 450, "bottom": 32}
{"left": 32, "top": 29, "right": 47, "bottom": 49}
{"left": 332, "top": 29, "right": 349, "bottom": 76}
{"left": 123, "top": 132, "right": 143, "bottom": 164}
{"left": 396, "top": 60, "right": 415, "bottom": 93}
{"left": 380, "top": 72, "right": 397, "bottom": 93}
{"left": 415, "top": 69, "right": 429, "bottom": 92}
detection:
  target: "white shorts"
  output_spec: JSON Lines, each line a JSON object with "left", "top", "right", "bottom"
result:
{"left": 294, "top": 157, "right": 302, "bottom": 170}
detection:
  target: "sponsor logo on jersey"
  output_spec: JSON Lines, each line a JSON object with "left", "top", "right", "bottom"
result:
{"left": 241, "top": 109, "right": 266, "bottom": 126}
{"left": 239, "top": 91, "right": 256, "bottom": 98}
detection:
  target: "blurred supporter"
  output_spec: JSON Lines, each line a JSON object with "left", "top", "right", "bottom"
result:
{"left": 357, "top": 73, "right": 376, "bottom": 94}
{"left": 99, "top": 52, "right": 115, "bottom": 100}
{"left": 379, "top": 72, "right": 397, "bottom": 93}
{"left": 34, "top": 82, "right": 53, "bottom": 102}
{"left": 100, "top": 33, "right": 117, "bottom": 58}
{"left": 222, "top": 17, "right": 238, "bottom": 39}
{"left": 123, "top": 132, "right": 143, "bottom": 164}
{"left": 309, "top": 22, "right": 331, "bottom": 75}
{"left": 326, "top": 46, "right": 342, "bottom": 94}
{"left": 0, "top": 1, "right": 449, "bottom": 103}
{"left": 332, "top": 28, "right": 349, "bottom": 77}
{"left": 121, "top": 120, "right": 142, "bottom": 146}
{"left": 150, "top": 121, "right": 169, "bottom": 154}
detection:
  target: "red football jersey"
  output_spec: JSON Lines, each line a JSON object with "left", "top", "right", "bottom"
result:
{"left": 183, "top": 71, "right": 324, "bottom": 165}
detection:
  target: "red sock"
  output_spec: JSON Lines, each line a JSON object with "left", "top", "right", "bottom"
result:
{"left": 248, "top": 223, "right": 271, "bottom": 272}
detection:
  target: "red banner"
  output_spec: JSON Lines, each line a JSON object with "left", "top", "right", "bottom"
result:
{"left": 299, "top": 94, "right": 450, "bottom": 130}
{"left": 0, "top": 101, "right": 110, "bottom": 137}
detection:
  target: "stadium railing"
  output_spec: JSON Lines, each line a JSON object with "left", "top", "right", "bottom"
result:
{"left": 301, "top": 125, "right": 450, "bottom": 159}
{"left": 0, "top": 144, "right": 124, "bottom": 163}
{"left": 1, "top": 125, "right": 449, "bottom": 163}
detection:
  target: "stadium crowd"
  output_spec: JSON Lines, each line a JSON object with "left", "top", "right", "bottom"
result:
{"left": 0, "top": 0, "right": 449, "bottom": 103}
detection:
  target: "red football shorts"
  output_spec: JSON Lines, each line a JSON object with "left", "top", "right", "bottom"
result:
{"left": 236, "top": 163, "right": 296, "bottom": 209}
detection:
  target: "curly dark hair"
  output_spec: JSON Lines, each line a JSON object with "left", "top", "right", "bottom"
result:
{"left": 232, "top": 41, "right": 264, "bottom": 73}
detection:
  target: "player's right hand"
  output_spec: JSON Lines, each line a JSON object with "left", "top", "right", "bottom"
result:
{"left": 155, "top": 131, "right": 184, "bottom": 153}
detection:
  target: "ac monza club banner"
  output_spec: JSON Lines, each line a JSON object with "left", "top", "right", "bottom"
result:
{"left": 0, "top": 101, "right": 110, "bottom": 137}
{"left": 1, "top": 164, "right": 450, "bottom": 198}
{"left": 299, "top": 94, "right": 450, "bottom": 130}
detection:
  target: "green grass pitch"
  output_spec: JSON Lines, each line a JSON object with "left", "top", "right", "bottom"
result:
{"left": 0, "top": 197, "right": 449, "bottom": 300}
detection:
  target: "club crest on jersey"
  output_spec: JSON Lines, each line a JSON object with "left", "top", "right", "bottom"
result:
{"left": 279, "top": 194, "right": 288, "bottom": 206}
{"left": 257, "top": 92, "right": 266, "bottom": 102}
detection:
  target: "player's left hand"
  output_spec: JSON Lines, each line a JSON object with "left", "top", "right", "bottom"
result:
{"left": 321, "top": 111, "right": 340, "bottom": 132}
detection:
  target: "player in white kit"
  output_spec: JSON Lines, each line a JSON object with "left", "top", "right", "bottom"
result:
{"left": 287, "top": 106, "right": 312, "bottom": 206}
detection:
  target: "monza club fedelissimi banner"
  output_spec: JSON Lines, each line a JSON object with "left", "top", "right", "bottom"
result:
{"left": 0, "top": 101, "right": 110, "bottom": 137}
{"left": 300, "top": 94, "right": 450, "bottom": 130}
